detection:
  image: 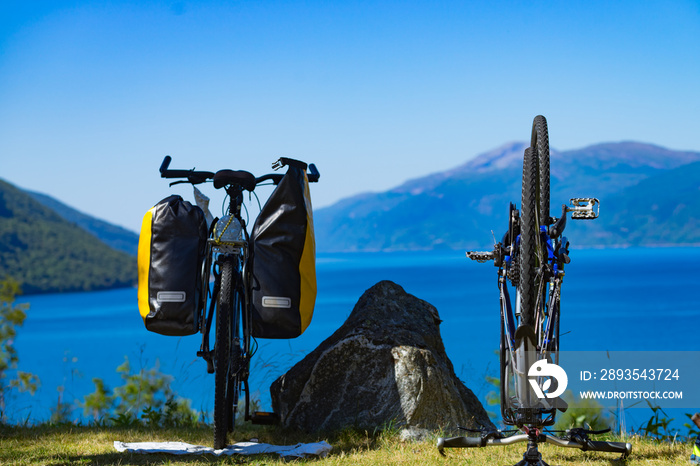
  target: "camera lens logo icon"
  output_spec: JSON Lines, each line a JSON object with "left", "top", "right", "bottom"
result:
{"left": 528, "top": 360, "right": 568, "bottom": 399}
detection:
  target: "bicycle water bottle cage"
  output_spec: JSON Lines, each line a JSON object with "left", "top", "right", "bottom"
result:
{"left": 566, "top": 198, "right": 599, "bottom": 220}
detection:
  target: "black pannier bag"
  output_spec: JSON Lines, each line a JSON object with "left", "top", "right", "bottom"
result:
{"left": 250, "top": 161, "right": 316, "bottom": 339}
{"left": 137, "top": 195, "right": 208, "bottom": 336}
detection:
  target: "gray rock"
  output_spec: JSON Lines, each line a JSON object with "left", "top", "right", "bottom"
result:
{"left": 270, "top": 280, "right": 495, "bottom": 433}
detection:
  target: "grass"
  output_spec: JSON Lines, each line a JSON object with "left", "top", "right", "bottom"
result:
{"left": 0, "top": 423, "right": 696, "bottom": 465}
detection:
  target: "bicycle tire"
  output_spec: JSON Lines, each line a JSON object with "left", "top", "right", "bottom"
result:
{"left": 225, "top": 285, "right": 244, "bottom": 433}
{"left": 214, "top": 258, "right": 234, "bottom": 450}
{"left": 531, "top": 115, "right": 550, "bottom": 225}
{"left": 519, "top": 147, "right": 539, "bottom": 327}
{"left": 500, "top": 312, "right": 516, "bottom": 424}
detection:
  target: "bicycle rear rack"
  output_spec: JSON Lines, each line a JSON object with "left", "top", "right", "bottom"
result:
{"left": 437, "top": 426, "right": 631, "bottom": 466}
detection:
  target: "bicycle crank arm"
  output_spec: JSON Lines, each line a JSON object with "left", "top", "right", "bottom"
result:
{"left": 566, "top": 198, "right": 599, "bottom": 219}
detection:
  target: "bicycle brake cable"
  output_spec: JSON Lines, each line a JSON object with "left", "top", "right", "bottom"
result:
{"left": 221, "top": 193, "right": 228, "bottom": 217}
{"left": 251, "top": 190, "right": 262, "bottom": 211}
{"left": 242, "top": 202, "right": 250, "bottom": 225}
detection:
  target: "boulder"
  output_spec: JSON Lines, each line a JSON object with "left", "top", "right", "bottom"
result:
{"left": 270, "top": 280, "right": 495, "bottom": 434}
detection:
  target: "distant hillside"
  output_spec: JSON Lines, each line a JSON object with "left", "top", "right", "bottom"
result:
{"left": 589, "top": 160, "right": 700, "bottom": 246}
{"left": 0, "top": 179, "right": 136, "bottom": 294}
{"left": 315, "top": 142, "right": 700, "bottom": 251}
{"left": 27, "top": 191, "right": 139, "bottom": 256}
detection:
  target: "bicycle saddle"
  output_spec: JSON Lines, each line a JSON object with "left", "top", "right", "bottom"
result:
{"left": 213, "top": 169, "right": 256, "bottom": 191}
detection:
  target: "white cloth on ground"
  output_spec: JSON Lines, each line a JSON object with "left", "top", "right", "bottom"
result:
{"left": 113, "top": 440, "right": 332, "bottom": 458}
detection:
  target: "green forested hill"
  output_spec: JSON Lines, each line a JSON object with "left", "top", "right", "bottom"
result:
{"left": 0, "top": 179, "right": 136, "bottom": 294}
{"left": 27, "top": 190, "right": 139, "bottom": 256}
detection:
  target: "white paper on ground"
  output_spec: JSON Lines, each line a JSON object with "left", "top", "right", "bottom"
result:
{"left": 113, "top": 440, "right": 332, "bottom": 458}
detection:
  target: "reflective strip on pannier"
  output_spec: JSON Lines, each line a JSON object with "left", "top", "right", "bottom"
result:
{"left": 137, "top": 195, "right": 208, "bottom": 336}
{"left": 250, "top": 163, "right": 317, "bottom": 339}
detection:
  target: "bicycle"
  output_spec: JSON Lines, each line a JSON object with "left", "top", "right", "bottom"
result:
{"left": 437, "top": 116, "right": 631, "bottom": 465}
{"left": 158, "top": 155, "right": 320, "bottom": 450}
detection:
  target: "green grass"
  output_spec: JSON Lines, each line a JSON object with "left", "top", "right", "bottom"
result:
{"left": 0, "top": 423, "right": 696, "bottom": 465}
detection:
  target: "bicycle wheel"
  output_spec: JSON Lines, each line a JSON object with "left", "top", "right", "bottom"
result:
{"left": 214, "top": 258, "right": 234, "bottom": 450}
{"left": 531, "top": 115, "right": 550, "bottom": 225}
{"left": 518, "top": 147, "right": 539, "bottom": 328}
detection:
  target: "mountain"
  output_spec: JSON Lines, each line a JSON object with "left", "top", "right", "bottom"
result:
{"left": 27, "top": 191, "right": 139, "bottom": 256}
{"left": 592, "top": 160, "right": 700, "bottom": 246}
{"left": 0, "top": 179, "right": 137, "bottom": 294}
{"left": 314, "top": 142, "right": 700, "bottom": 252}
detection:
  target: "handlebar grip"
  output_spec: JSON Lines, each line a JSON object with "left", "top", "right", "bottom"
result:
{"left": 160, "top": 156, "right": 172, "bottom": 175}
{"left": 308, "top": 163, "right": 320, "bottom": 182}
{"left": 437, "top": 436, "right": 484, "bottom": 450}
{"left": 585, "top": 441, "right": 632, "bottom": 456}
{"left": 159, "top": 156, "right": 198, "bottom": 178}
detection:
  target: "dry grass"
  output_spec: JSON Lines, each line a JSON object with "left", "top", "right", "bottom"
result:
{"left": 0, "top": 423, "right": 696, "bottom": 465}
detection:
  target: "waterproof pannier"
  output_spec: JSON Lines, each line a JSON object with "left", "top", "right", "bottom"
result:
{"left": 137, "top": 195, "right": 208, "bottom": 336}
{"left": 250, "top": 161, "right": 316, "bottom": 339}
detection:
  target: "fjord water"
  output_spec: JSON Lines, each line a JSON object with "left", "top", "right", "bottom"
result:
{"left": 11, "top": 248, "right": 700, "bottom": 430}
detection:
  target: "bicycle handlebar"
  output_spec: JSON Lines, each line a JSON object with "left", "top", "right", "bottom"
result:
{"left": 160, "top": 156, "right": 215, "bottom": 183}
{"left": 158, "top": 156, "right": 320, "bottom": 188}
{"left": 437, "top": 433, "right": 632, "bottom": 458}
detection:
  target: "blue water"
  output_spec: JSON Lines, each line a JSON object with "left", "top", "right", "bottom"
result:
{"left": 9, "top": 248, "right": 700, "bottom": 432}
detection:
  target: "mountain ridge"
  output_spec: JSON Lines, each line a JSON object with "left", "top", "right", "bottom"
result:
{"left": 3, "top": 140, "right": 698, "bottom": 277}
{"left": 315, "top": 141, "right": 700, "bottom": 252}
{"left": 26, "top": 190, "right": 139, "bottom": 256}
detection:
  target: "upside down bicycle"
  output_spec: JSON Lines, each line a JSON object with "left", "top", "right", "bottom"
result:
{"left": 158, "top": 156, "right": 319, "bottom": 449}
{"left": 437, "top": 116, "right": 631, "bottom": 465}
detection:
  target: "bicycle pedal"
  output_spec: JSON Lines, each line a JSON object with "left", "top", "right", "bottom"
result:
{"left": 250, "top": 411, "right": 279, "bottom": 425}
{"left": 466, "top": 251, "right": 494, "bottom": 263}
{"left": 567, "top": 198, "right": 599, "bottom": 220}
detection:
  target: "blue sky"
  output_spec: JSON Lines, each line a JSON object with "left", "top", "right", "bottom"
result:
{"left": 1, "top": 0, "right": 698, "bottom": 232}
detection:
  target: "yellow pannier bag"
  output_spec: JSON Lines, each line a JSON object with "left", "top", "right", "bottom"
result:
{"left": 249, "top": 161, "right": 316, "bottom": 339}
{"left": 138, "top": 195, "right": 208, "bottom": 336}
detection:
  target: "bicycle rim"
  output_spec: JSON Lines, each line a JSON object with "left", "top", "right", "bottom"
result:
{"left": 531, "top": 115, "right": 550, "bottom": 225}
{"left": 214, "top": 258, "right": 234, "bottom": 450}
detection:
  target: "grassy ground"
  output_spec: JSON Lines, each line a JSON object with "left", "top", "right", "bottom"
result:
{"left": 0, "top": 423, "right": 695, "bottom": 465}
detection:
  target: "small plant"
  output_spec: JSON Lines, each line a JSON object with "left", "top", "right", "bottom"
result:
{"left": 683, "top": 413, "right": 700, "bottom": 439}
{"left": 484, "top": 374, "right": 500, "bottom": 421}
{"left": 553, "top": 391, "right": 612, "bottom": 431}
{"left": 633, "top": 400, "right": 697, "bottom": 442}
{"left": 81, "top": 355, "right": 199, "bottom": 427}
{"left": 110, "top": 411, "right": 139, "bottom": 427}
{"left": 81, "top": 377, "right": 115, "bottom": 423}
{"left": 0, "top": 278, "right": 39, "bottom": 422}
{"left": 49, "top": 385, "right": 74, "bottom": 424}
